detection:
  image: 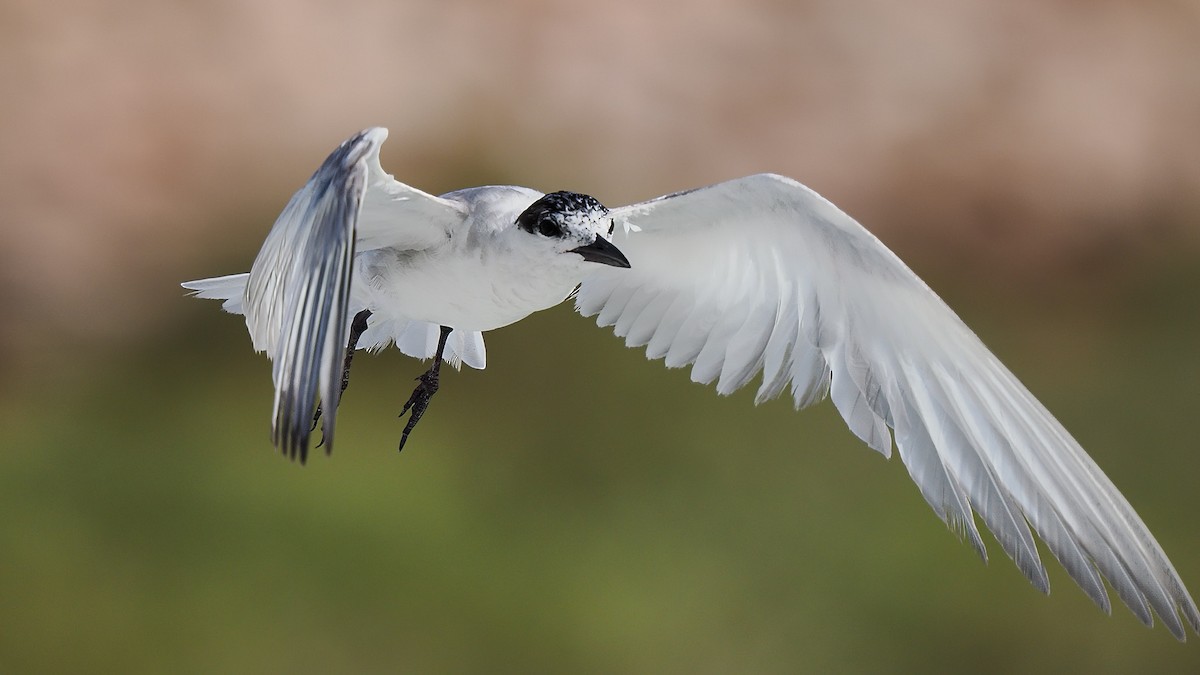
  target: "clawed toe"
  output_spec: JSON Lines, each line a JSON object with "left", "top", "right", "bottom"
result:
{"left": 396, "top": 326, "right": 453, "bottom": 453}
{"left": 398, "top": 372, "right": 439, "bottom": 452}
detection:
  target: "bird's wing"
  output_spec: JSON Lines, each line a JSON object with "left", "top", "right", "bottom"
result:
{"left": 243, "top": 127, "right": 466, "bottom": 461}
{"left": 576, "top": 173, "right": 1199, "bottom": 638}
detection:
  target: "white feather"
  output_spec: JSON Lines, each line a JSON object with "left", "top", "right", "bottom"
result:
{"left": 577, "top": 173, "right": 1200, "bottom": 638}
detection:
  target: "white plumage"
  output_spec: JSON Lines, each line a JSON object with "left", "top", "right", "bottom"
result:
{"left": 183, "top": 127, "right": 1198, "bottom": 638}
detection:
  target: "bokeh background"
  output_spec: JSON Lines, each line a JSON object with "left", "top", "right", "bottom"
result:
{"left": 3, "top": 0, "right": 1200, "bottom": 672}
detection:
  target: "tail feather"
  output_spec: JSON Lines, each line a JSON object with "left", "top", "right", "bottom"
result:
{"left": 181, "top": 273, "right": 250, "bottom": 314}
{"left": 185, "top": 276, "right": 489, "bottom": 371}
{"left": 361, "top": 316, "right": 486, "bottom": 369}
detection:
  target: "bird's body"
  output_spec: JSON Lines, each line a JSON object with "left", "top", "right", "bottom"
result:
{"left": 183, "top": 127, "right": 1199, "bottom": 639}
{"left": 354, "top": 185, "right": 583, "bottom": 334}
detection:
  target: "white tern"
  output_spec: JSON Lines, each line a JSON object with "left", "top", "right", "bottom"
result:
{"left": 183, "top": 127, "right": 1198, "bottom": 638}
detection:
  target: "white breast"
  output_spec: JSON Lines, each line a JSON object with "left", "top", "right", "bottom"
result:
{"left": 352, "top": 186, "right": 583, "bottom": 332}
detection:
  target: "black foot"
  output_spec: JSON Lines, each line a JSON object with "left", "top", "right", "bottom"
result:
{"left": 311, "top": 405, "right": 327, "bottom": 448}
{"left": 311, "top": 308, "right": 373, "bottom": 450}
{"left": 397, "top": 369, "right": 440, "bottom": 452}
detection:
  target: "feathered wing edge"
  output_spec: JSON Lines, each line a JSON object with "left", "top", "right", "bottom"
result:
{"left": 577, "top": 173, "right": 1199, "bottom": 638}
{"left": 242, "top": 129, "right": 379, "bottom": 461}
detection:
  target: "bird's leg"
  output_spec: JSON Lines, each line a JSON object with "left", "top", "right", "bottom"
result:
{"left": 312, "top": 309, "right": 373, "bottom": 446}
{"left": 397, "top": 325, "right": 453, "bottom": 452}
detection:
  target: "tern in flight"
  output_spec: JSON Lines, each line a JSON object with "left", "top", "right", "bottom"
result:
{"left": 184, "top": 127, "right": 1198, "bottom": 638}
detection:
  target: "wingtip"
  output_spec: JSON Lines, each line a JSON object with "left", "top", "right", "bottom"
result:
{"left": 1185, "top": 600, "right": 1200, "bottom": 637}
{"left": 1155, "top": 610, "right": 1185, "bottom": 642}
{"left": 271, "top": 418, "right": 313, "bottom": 465}
{"left": 1025, "top": 562, "right": 1051, "bottom": 597}
{"left": 1158, "top": 594, "right": 1200, "bottom": 642}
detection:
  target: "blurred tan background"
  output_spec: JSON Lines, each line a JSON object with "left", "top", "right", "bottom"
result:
{"left": 3, "top": 0, "right": 1200, "bottom": 672}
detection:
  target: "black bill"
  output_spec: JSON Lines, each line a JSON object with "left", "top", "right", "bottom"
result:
{"left": 570, "top": 236, "right": 631, "bottom": 268}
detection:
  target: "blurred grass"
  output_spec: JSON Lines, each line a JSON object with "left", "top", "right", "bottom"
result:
{"left": 2, "top": 257, "right": 1200, "bottom": 674}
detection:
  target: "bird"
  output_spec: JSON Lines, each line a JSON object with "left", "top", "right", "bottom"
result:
{"left": 183, "top": 126, "right": 1198, "bottom": 639}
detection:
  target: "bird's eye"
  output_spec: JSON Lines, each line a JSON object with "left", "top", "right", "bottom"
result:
{"left": 537, "top": 218, "right": 560, "bottom": 238}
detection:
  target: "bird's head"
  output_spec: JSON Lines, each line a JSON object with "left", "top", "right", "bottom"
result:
{"left": 514, "top": 191, "right": 631, "bottom": 269}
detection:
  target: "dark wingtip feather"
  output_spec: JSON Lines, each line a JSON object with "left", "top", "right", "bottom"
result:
{"left": 258, "top": 131, "right": 366, "bottom": 464}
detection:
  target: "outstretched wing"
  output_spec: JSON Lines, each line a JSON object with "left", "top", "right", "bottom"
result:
{"left": 576, "top": 173, "right": 1199, "bottom": 638}
{"left": 243, "top": 127, "right": 466, "bottom": 461}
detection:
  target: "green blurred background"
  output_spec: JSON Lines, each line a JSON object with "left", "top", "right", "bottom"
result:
{"left": 4, "top": 1, "right": 1200, "bottom": 673}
